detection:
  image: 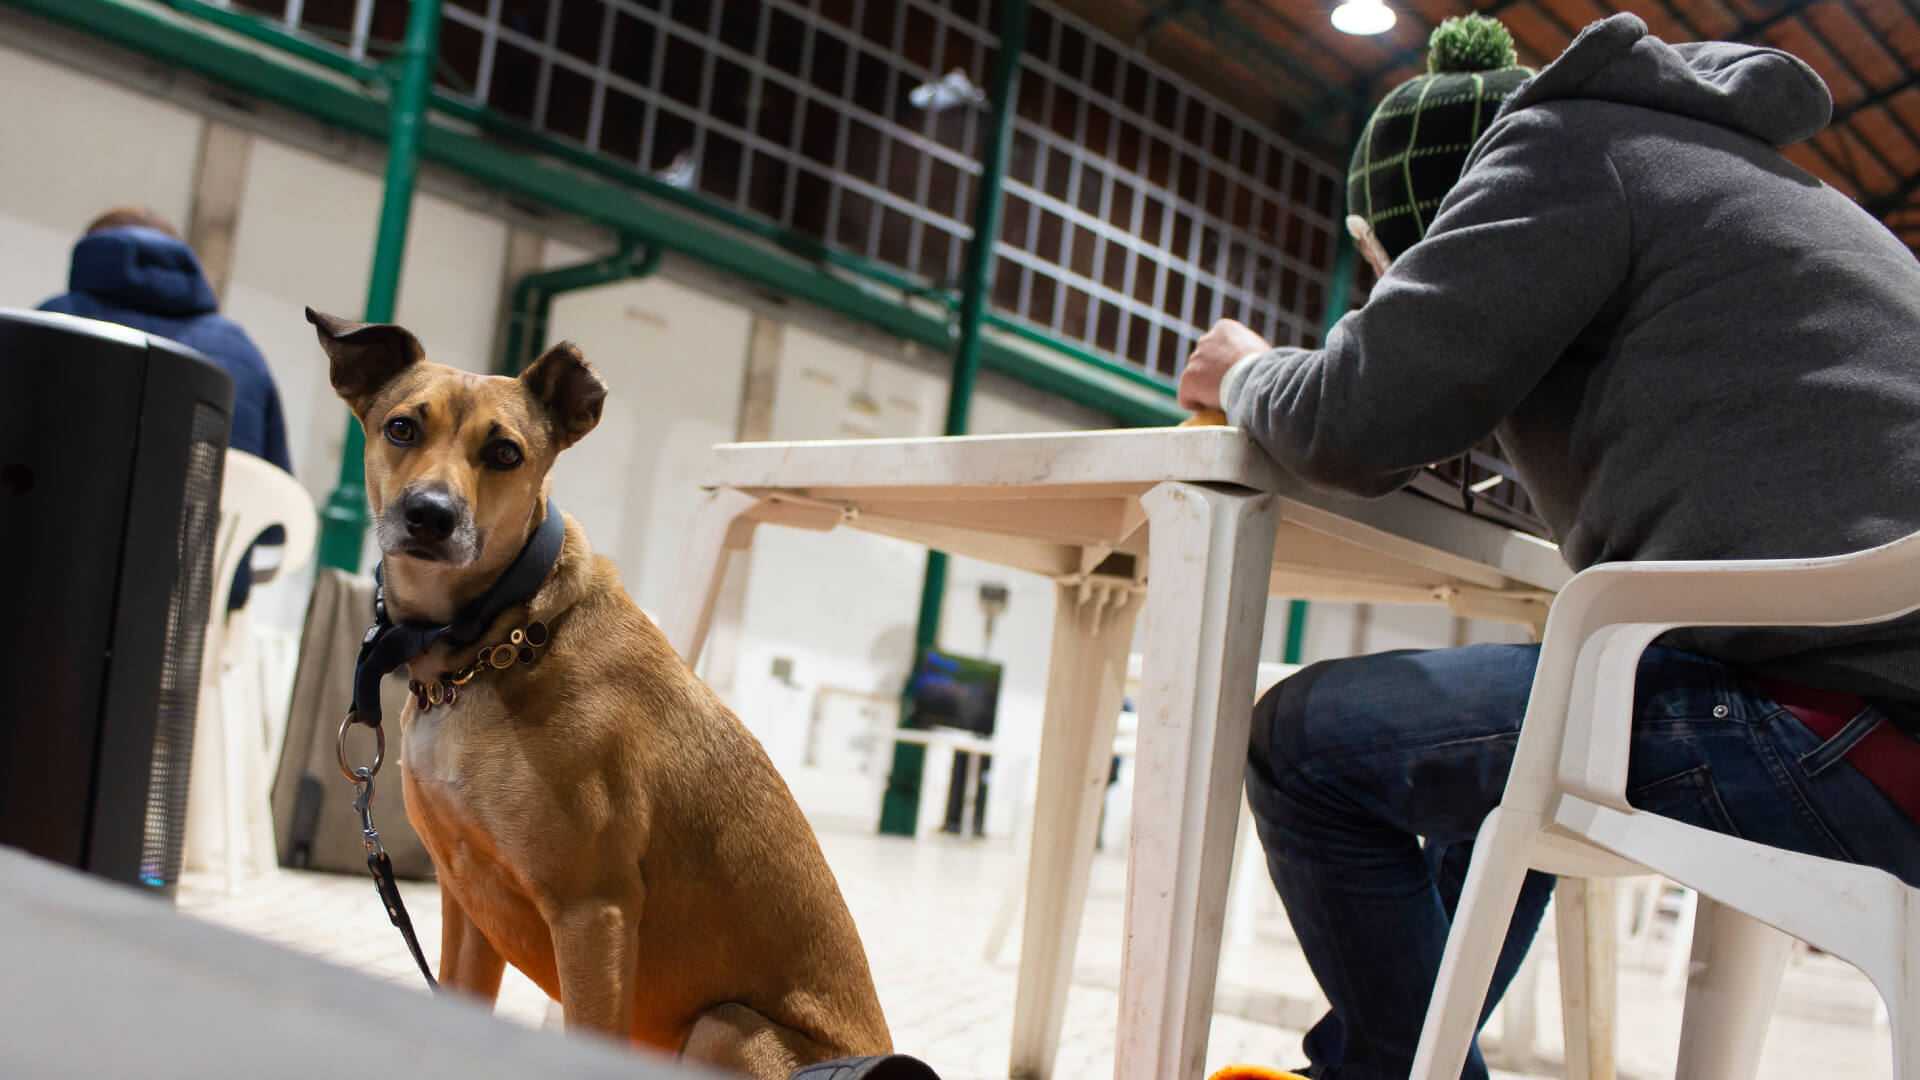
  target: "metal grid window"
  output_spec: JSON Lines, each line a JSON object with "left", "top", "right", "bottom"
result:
{"left": 217, "top": 0, "right": 1343, "bottom": 376}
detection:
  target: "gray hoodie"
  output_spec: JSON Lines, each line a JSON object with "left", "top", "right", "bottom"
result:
{"left": 1224, "top": 14, "right": 1920, "bottom": 703}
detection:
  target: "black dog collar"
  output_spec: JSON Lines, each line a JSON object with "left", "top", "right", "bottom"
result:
{"left": 348, "top": 496, "right": 565, "bottom": 729}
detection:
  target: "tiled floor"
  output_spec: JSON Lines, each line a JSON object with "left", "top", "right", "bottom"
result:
{"left": 177, "top": 827, "right": 1893, "bottom": 1080}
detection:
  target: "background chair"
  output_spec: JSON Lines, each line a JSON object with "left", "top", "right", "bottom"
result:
{"left": 182, "top": 449, "right": 317, "bottom": 894}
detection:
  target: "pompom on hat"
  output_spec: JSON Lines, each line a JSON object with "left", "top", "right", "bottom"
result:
{"left": 1346, "top": 15, "right": 1534, "bottom": 261}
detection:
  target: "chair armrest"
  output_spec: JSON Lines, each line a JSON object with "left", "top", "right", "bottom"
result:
{"left": 1548, "top": 534, "right": 1920, "bottom": 633}
{"left": 1510, "top": 532, "right": 1920, "bottom": 815}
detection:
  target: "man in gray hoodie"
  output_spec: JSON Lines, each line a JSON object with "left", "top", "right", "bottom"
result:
{"left": 1178, "top": 14, "right": 1920, "bottom": 1079}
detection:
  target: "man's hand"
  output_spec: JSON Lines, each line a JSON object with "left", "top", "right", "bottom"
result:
{"left": 1179, "top": 318, "right": 1271, "bottom": 412}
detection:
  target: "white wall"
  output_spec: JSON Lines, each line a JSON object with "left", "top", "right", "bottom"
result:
{"left": 539, "top": 247, "right": 753, "bottom": 615}
{"left": 0, "top": 41, "right": 202, "bottom": 311}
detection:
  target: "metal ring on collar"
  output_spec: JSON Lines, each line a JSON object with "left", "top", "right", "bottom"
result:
{"left": 336, "top": 711, "right": 386, "bottom": 783}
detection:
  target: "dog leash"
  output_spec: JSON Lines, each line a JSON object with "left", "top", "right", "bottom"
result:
{"left": 335, "top": 497, "right": 567, "bottom": 993}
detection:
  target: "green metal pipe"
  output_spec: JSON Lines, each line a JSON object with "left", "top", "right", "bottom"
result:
{"left": 164, "top": 0, "right": 375, "bottom": 84}
{"left": 315, "top": 0, "right": 443, "bottom": 573}
{"left": 527, "top": 245, "right": 662, "bottom": 376}
{"left": 942, "top": 0, "right": 1031, "bottom": 438}
{"left": 879, "top": 0, "right": 1033, "bottom": 838}
{"left": 1320, "top": 225, "right": 1356, "bottom": 343}
{"left": 363, "top": 6, "right": 440, "bottom": 324}
{"left": 498, "top": 240, "right": 659, "bottom": 375}
{"left": 983, "top": 313, "right": 1175, "bottom": 394}
{"left": 1280, "top": 193, "right": 1360, "bottom": 665}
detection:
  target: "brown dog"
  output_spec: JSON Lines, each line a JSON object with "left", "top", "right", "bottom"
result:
{"left": 309, "top": 308, "right": 892, "bottom": 1077}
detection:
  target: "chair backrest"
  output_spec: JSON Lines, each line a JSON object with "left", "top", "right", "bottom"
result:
{"left": 204, "top": 452, "right": 319, "bottom": 666}
{"left": 214, "top": 451, "right": 318, "bottom": 604}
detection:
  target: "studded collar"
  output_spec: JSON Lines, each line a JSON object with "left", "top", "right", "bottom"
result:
{"left": 348, "top": 497, "right": 565, "bottom": 729}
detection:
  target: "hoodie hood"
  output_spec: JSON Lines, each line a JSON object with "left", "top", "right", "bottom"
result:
{"left": 1497, "top": 13, "right": 1831, "bottom": 148}
{"left": 67, "top": 227, "right": 218, "bottom": 319}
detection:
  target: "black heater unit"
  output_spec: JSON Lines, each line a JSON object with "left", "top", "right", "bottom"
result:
{"left": 0, "top": 309, "right": 233, "bottom": 897}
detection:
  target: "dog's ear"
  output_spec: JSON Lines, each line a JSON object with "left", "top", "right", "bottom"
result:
{"left": 307, "top": 307, "right": 424, "bottom": 412}
{"left": 519, "top": 342, "right": 607, "bottom": 448}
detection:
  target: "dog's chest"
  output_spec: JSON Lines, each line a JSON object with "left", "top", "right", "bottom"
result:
{"left": 400, "top": 710, "right": 558, "bottom": 983}
{"left": 401, "top": 709, "right": 469, "bottom": 796}
{"left": 399, "top": 703, "right": 542, "bottom": 870}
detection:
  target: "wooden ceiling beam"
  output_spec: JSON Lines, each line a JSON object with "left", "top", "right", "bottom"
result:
{"left": 1821, "top": 0, "right": 1920, "bottom": 159}
{"left": 1866, "top": 169, "right": 1920, "bottom": 216}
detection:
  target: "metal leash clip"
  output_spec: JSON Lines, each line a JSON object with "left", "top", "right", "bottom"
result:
{"left": 336, "top": 710, "right": 385, "bottom": 784}
{"left": 351, "top": 768, "right": 384, "bottom": 857}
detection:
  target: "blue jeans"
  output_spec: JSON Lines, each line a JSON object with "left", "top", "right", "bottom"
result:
{"left": 1243, "top": 644, "right": 1920, "bottom": 1080}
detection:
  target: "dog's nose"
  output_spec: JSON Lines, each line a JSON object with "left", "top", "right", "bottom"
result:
{"left": 402, "top": 490, "right": 460, "bottom": 542}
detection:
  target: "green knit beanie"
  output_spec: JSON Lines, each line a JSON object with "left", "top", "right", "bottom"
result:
{"left": 1347, "top": 15, "right": 1533, "bottom": 260}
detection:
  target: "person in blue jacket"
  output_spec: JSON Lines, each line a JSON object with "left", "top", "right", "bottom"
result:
{"left": 40, "top": 205, "right": 294, "bottom": 609}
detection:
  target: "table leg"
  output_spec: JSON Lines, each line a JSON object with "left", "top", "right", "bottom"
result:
{"left": 962, "top": 751, "right": 984, "bottom": 836}
{"left": 1008, "top": 578, "right": 1144, "bottom": 1080}
{"left": 1554, "top": 877, "right": 1619, "bottom": 1080}
{"left": 1223, "top": 796, "right": 1259, "bottom": 949}
{"left": 661, "top": 488, "right": 762, "bottom": 665}
{"left": 1117, "top": 482, "right": 1279, "bottom": 1080}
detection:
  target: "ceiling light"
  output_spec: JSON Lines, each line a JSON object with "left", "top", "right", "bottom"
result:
{"left": 1331, "top": 0, "right": 1396, "bottom": 36}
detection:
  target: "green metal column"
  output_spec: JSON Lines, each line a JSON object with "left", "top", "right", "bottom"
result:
{"left": 941, "top": 6, "right": 1029, "bottom": 439}
{"left": 315, "top": 0, "right": 446, "bottom": 572}
{"left": 1280, "top": 209, "right": 1359, "bottom": 665}
{"left": 880, "top": 0, "right": 1032, "bottom": 836}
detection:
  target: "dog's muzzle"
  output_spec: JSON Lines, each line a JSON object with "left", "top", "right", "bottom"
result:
{"left": 379, "top": 488, "right": 480, "bottom": 565}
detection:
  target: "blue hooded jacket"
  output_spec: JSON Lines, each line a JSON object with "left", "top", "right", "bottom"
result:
{"left": 41, "top": 226, "right": 294, "bottom": 608}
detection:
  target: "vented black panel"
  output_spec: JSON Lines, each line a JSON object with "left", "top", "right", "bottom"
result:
{"left": 139, "top": 404, "right": 227, "bottom": 889}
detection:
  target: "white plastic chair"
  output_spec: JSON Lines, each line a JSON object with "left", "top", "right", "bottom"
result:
{"left": 1414, "top": 533, "right": 1920, "bottom": 1080}
{"left": 182, "top": 450, "right": 317, "bottom": 894}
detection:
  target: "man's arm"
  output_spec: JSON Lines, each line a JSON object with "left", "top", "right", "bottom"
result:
{"left": 1215, "top": 111, "right": 1632, "bottom": 496}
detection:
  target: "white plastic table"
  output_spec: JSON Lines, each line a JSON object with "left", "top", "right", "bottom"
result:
{"left": 664, "top": 427, "right": 1570, "bottom": 1080}
{"left": 0, "top": 847, "right": 691, "bottom": 1079}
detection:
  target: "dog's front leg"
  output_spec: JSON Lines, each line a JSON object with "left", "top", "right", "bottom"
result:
{"left": 548, "top": 889, "right": 641, "bottom": 1038}
{"left": 438, "top": 886, "right": 506, "bottom": 1004}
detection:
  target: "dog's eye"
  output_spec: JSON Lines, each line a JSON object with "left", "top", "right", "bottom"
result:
{"left": 385, "top": 417, "right": 416, "bottom": 445}
{"left": 485, "top": 441, "right": 523, "bottom": 470}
